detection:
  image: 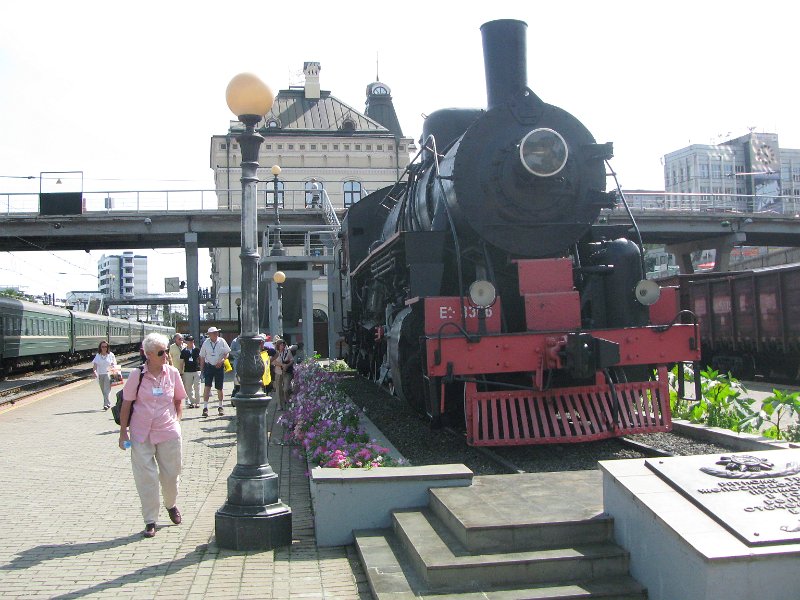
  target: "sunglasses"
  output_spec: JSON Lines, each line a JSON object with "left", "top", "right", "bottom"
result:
{"left": 156, "top": 349, "right": 167, "bottom": 357}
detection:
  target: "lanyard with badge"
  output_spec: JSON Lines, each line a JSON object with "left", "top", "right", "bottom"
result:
{"left": 152, "top": 371, "right": 165, "bottom": 396}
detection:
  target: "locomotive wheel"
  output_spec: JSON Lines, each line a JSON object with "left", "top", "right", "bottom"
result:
{"left": 389, "top": 307, "right": 426, "bottom": 413}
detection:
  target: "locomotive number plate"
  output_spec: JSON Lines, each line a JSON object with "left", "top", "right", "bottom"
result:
{"left": 423, "top": 297, "right": 502, "bottom": 336}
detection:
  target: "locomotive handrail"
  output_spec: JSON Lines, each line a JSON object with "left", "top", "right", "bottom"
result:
{"left": 607, "top": 160, "right": 647, "bottom": 277}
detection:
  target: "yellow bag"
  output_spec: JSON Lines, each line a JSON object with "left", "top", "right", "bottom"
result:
{"left": 223, "top": 358, "right": 233, "bottom": 372}
{"left": 260, "top": 351, "right": 272, "bottom": 386}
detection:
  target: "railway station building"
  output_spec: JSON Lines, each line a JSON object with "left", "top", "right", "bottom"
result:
{"left": 208, "top": 62, "right": 416, "bottom": 344}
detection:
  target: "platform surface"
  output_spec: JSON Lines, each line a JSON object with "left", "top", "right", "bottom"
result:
{"left": 0, "top": 371, "right": 370, "bottom": 599}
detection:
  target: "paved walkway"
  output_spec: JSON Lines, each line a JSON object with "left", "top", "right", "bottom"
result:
{"left": 0, "top": 369, "right": 371, "bottom": 599}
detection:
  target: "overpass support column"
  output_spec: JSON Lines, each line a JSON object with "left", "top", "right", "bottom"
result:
{"left": 185, "top": 232, "right": 200, "bottom": 339}
{"left": 666, "top": 232, "right": 746, "bottom": 274}
{"left": 303, "top": 278, "right": 314, "bottom": 358}
{"left": 665, "top": 240, "right": 699, "bottom": 274}
{"left": 712, "top": 232, "right": 746, "bottom": 272}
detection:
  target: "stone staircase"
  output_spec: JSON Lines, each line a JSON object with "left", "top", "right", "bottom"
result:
{"left": 355, "top": 470, "right": 647, "bottom": 599}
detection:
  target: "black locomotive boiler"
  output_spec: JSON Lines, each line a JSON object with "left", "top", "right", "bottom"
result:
{"left": 335, "top": 19, "right": 700, "bottom": 446}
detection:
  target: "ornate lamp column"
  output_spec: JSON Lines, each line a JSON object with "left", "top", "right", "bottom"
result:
{"left": 273, "top": 270, "right": 285, "bottom": 337}
{"left": 215, "top": 72, "right": 291, "bottom": 550}
{"left": 270, "top": 165, "right": 286, "bottom": 256}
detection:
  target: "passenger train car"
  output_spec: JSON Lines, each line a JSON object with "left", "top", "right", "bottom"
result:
{"left": 0, "top": 296, "right": 175, "bottom": 376}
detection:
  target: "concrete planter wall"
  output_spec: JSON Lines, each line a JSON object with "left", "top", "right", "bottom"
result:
{"left": 310, "top": 464, "right": 473, "bottom": 546}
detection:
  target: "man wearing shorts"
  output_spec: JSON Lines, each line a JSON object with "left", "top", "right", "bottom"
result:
{"left": 198, "top": 326, "right": 231, "bottom": 417}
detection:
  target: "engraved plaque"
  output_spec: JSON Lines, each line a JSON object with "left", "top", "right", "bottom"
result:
{"left": 646, "top": 450, "right": 800, "bottom": 546}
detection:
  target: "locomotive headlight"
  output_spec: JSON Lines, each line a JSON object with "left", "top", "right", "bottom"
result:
{"left": 468, "top": 280, "right": 497, "bottom": 309}
{"left": 634, "top": 279, "right": 661, "bottom": 306}
{"left": 519, "top": 128, "right": 569, "bottom": 177}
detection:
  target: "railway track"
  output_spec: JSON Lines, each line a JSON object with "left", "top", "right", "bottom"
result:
{"left": 0, "top": 355, "right": 140, "bottom": 409}
{"left": 342, "top": 376, "right": 743, "bottom": 476}
{"left": 454, "top": 430, "right": 676, "bottom": 475}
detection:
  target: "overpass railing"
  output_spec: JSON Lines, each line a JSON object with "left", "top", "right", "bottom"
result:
{"left": 0, "top": 181, "right": 399, "bottom": 216}
{"left": 605, "top": 191, "right": 800, "bottom": 217}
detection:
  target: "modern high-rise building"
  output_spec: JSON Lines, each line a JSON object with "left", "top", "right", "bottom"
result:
{"left": 98, "top": 251, "right": 148, "bottom": 299}
{"left": 663, "top": 131, "right": 800, "bottom": 212}
{"left": 209, "top": 62, "right": 415, "bottom": 324}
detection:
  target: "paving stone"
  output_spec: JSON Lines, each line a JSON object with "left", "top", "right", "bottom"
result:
{"left": 0, "top": 374, "right": 369, "bottom": 599}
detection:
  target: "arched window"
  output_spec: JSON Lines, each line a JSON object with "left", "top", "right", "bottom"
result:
{"left": 305, "top": 180, "right": 324, "bottom": 207}
{"left": 266, "top": 179, "right": 284, "bottom": 208}
{"left": 343, "top": 180, "right": 362, "bottom": 207}
{"left": 340, "top": 118, "right": 356, "bottom": 132}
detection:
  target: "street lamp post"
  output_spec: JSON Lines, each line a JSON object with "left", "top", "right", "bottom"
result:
{"left": 272, "top": 271, "right": 286, "bottom": 337}
{"left": 215, "top": 73, "right": 291, "bottom": 550}
{"left": 235, "top": 297, "right": 242, "bottom": 334}
{"left": 270, "top": 164, "right": 286, "bottom": 256}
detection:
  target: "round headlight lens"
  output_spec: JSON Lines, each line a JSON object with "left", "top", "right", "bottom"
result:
{"left": 468, "top": 280, "right": 497, "bottom": 309}
{"left": 519, "top": 128, "right": 569, "bottom": 177}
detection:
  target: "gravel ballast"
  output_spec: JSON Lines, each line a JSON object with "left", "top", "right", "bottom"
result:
{"left": 340, "top": 375, "right": 743, "bottom": 475}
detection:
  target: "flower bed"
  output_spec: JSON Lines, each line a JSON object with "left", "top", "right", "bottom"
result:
{"left": 278, "top": 360, "right": 401, "bottom": 469}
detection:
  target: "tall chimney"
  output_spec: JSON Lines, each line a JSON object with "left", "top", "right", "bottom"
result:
{"left": 480, "top": 19, "right": 527, "bottom": 111}
{"left": 303, "top": 61, "right": 321, "bottom": 99}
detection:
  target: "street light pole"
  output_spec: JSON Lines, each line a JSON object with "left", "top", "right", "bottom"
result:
{"left": 215, "top": 73, "right": 291, "bottom": 551}
{"left": 273, "top": 271, "right": 286, "bottom": 337}
{"left": 270, "top": 164, "right": 286, "bottom": 256}
{"left": 235, "top": 297, "right": 242, "bottom": 334}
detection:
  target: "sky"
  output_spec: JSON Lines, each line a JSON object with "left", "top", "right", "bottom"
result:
{"left": 2, "top": 0, "right": 799, "bottom": 299}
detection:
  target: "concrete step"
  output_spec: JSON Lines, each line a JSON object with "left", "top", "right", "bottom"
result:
{"left": 429, "top": 471, "right": 611, "bottom": 552}
{"left": 355, "top": 528, "right": 647, "bottom": 600}
{"left": 392, "top": 509, "right": 631, "bottom": 590}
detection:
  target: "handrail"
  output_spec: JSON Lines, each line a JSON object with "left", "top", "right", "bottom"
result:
{"left": 2, "top": 187, "right": 798, "bottom": 219}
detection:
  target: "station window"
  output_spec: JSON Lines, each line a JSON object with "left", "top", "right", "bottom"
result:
{"left": 333, "top": 144, "right": 339, "bottom": 150}
{"left": 288, "top": 144, "right": 294, "bottom": 150}
{"left": 310, "top": 144, "right": 316, "bottom": 150}
{"left": 355, "top": 144, "right": 361, "bottom": 150}
{"left": 220, "top": 143, "right": 227, "bottom": 150}
{"left": 376, "top": 145, "right": 382, "bottom": 150}
{"left": 344, "top": 144, "right": 350, "bottom": 150}
{"left": 343, "top": 180, "right": 363, "bottom": 207}
{"left": 321, "top": 144, "right": 327, "bottom": 150}
{"left": 365, "top": 145, "right": 371, "bottom": 151}
{"left": 299, "top": 144, "right": 306, "bottom": 150}
{"left": 277, "top": 144, "right": 284, "bottom": 150}
{"left": 265, "top": 144, "right": 272, "bottom": 150}
{"left": 388, "top": 145, "right": 393, "bottom": 151}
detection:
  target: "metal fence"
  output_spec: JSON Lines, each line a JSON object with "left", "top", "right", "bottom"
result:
{"left": 0, "top": 181, "right": 400, "bottom": 216}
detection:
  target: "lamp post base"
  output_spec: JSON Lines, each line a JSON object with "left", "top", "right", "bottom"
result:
{"left": 215, "top": 502, "right": 292, "bottom": 550}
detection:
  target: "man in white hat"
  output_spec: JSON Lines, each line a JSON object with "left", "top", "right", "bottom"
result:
{"left": 198, "top": 326, "right": 231, "bottom": 417}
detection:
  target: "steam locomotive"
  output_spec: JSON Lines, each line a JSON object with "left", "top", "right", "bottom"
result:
{"left": 335, "top": 19, "right": 701, "bottom": 446}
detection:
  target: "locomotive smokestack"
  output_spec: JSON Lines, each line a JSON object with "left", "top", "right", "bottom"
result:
{"left": 480, "top": 19, "right": 528, "bottom": 111}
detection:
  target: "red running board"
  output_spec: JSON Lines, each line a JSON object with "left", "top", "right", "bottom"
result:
{"left": 465, "top": 367, "right": 672, "bottom": 446}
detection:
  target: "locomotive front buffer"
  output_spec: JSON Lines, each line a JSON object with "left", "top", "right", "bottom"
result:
{"left": 420, "top": 258, "right": 701, "bottom": 446}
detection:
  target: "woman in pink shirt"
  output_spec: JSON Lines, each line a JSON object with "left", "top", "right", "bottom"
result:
{"left": 118, "top": 333, "right": 187, "bottom": 538}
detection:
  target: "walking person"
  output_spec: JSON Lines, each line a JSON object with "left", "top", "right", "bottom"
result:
{"left": 92, "top": 341, "right": 118, "bottom": 410}
{"left": 272, "top": 338, "right": 294, "bottom": 410}
{"left": 180, "top": 335, "right": 201, "bottom": 408}
{"left": 199, "top": 326, "right": 230, "bottom": 417}
{"left": 117, "top": 333, "right": 187, "bottom": 538}
{"left": 168, "top": 333, "right": 184, "bottom": 371}
{"left": 229, "top": 335, "right": 241, "bottom": 397}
